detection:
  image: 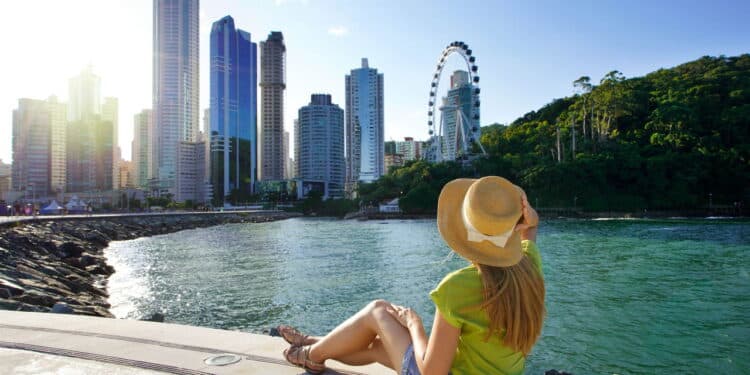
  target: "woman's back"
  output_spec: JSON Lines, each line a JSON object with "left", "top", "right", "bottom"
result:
{"left": 430, "top": 240, "right": 543, "bottom": 375}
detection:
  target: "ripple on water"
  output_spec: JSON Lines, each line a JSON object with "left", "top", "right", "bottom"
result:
{"left": 105, "top": 218, "right": 750, "bottom": 374}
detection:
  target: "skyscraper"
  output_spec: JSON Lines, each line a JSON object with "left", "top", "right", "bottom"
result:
{"left": 259, "top": 31, "right": 286, "bottom": 181}
{"left": 118, "top": 160, "right": 133, "bottom": 189}
{"left": 295, "top": 94, "right": 345, "bottom": 198}
{"left": 68, "top": 65, "right": 100, "bottom": 122}
{"left": 0, "top": 159, "right": 11, "bottom": 199}
{"left": 132, "top": 109, "right": 152, "bottom": 188}
{"left": 202, "top": 108, "right": 210, "bottom": 191}
{"left": 439, "top": 70, "right": 480, "bottom": 160}
{"left": 102, "top": 97, "right": 119, "bottom": 190}
{"left": 345, "top": 58, "right": 384, "bottom": 188}
{"left": 396, "top": 137, "right": 421, "bottom": 161}
{"left": 283, "top": 131, "right": 292, "bottom": 179}
{"left": 209, "top": 15, "right": 258, "bottom": 202}
{"left": 47, "top": 96, "right": 67, "bottom": 195}
{"left": 152, "top": 0, "right": 200, "bottom": 196}
{"left": 11, "top": 97, "right": 69, "bottom": 199}
{"left": 12, "top": 99, "right": 53, "bottom": 197}
{"left": 66, "top": 116, "right": 114, "bottom": 193}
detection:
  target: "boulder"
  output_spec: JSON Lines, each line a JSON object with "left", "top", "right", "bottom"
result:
{"left": 63, "top": 257, "right": 83, "bottom": 268}
{"left": 13, "top": 290, "right": 56, "bottom": 307}
{"left": 51, "top": 302, "right": 75, "bottom": 314}
{"left": 79, "top": 254, "right": 98, "bottom": 267}
{"left": 58, "top": 241, "right": 85, "bottom": 258}
{"left": 0, "top": 299, "right": 46, "bottom": 312}
{"left": 0, "top": 278, "right": 25, "bottom": 296}
{"left": 84, "top": 230, "right": 110, "bottom": 247}
{"left": 143, "top": 312, "right": 165, "bottom": 322}
{"left": 85, "top": 264, "right": 114, "bottom": 276}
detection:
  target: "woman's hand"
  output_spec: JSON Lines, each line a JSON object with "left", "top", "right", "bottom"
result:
{"left": 386, "top": 303, "right": 423, "bottom": 330}
{"left": 515, "top": 191, "right": 539, "bottom": 241}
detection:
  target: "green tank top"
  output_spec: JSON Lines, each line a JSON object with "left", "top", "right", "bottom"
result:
{"left": 429, "top": 240, "right": 543, "bottom": 375}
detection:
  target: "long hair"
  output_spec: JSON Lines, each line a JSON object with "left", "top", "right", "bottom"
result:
{"left": 476, "top": 256, "right": 546, "bottom": 356}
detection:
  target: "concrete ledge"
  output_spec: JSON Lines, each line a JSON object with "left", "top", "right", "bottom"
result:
{"left": 0, "top": 311, "right": 391, "bottom": 374}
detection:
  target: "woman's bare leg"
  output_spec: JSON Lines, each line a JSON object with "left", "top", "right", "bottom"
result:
{"left": 286, "top": 335, "right": 389, "bottom": 367}
{"left": 333, "top": 338, "right": 390, "bottom": 367}
{"left": 306, "top": 300, "right": 411, "bottom": 370}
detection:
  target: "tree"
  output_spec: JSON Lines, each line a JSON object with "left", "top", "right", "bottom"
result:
{"left": 573, "top": 76, "right": 592, "bottom": 141}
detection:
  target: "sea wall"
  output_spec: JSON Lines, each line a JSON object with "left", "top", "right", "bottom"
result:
{"left": 0, "top": 211, "right": 298, "bottom": 317}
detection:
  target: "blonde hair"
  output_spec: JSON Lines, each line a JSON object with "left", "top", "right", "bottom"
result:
{"left": 477, "top": 256, "right": 546, "bottom": 355}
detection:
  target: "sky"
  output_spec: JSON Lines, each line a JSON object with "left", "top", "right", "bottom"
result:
{"left": 0, "top": 0, "right": 748, "bottom": 163}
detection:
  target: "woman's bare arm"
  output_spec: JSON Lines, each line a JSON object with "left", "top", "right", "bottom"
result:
{"left": 516, "top": 190, "right": 539, "bottom": 243}
{"left": 387, "top": 306, "right": 459, "bottom": 374}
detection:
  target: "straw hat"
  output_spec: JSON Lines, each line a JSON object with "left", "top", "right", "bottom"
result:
{"left": 437, "top": 176, "right": 525, "bottom": 267}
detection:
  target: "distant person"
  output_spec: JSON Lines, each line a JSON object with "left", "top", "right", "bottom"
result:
{"left": 278, "top": 176, "right": 546, "bottom": 374}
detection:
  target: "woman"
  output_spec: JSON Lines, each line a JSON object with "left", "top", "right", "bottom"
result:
{"left": 280, "top": 176, "right": 546, "bottom": 374}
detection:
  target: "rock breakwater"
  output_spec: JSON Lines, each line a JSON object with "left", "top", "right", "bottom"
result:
{"left": 0, "top": 211, "right": 297, "bottom": 317}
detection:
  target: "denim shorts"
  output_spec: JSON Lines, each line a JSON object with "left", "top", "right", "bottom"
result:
{"left": 401, "top": 344, "right": 421, "bottom": 375}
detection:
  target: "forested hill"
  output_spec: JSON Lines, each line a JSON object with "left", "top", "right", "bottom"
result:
{"left": 360, "top": 54, "right": 750, "bottom": 213}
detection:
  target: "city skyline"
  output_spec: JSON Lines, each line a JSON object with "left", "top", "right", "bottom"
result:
{"left": 0, "top": 0, "right": 748, "bottom": 164}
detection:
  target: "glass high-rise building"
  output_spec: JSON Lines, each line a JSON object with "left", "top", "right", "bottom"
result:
{"left": 209, "top": 15, "right": 258, "bottom": 202}
{"left": 295, "top": 94, "right": 345, "bottom": 198}
{"left": 259, "top": 31, "right": 286, "bottom": 181}
{"left": 152, "top": 0, "right": 200, "bottom": 195}
{"left": 345, "top": 58, "right": 384, "bottom": 187}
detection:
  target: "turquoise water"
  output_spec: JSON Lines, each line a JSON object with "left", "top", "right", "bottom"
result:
{"left": 105, "top": 218, "right": 750, "bottom": 374}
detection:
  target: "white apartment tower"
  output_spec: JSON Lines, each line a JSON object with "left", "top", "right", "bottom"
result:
{"left": 152, "top": 0, "right": 200, "bottom": 197}
{"left": 345, "top": 58, "right": 384, "bottom": 187}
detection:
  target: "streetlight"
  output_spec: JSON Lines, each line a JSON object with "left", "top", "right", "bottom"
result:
{"left": 709, "top": 193, "right": 713, "bottom": 210}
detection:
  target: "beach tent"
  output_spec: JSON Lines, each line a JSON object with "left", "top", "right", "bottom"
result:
{"left": 40, "top": 200, "right": 64, "bottom": 215}
{"left": 65, "top": 195, "right": 88, "bottom": 214}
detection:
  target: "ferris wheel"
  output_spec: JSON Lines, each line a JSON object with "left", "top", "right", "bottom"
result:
{"left": 427, "top": 41, "right": 486, "bottom": 162}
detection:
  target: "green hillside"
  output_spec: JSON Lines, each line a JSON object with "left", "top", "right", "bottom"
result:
{"left": 360, "top": 54, "right": 750, "bottom": 213}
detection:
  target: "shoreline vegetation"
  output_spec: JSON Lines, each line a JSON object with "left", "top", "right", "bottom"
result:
{"left": 0, "top": 211, "right": 298, "bottom": 317}
{"left": 342, "top": 207, "right": 746, "bottom": 221}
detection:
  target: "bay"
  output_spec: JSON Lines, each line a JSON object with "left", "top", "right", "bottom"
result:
{"left": 105, "top": 218, "right": 750, "bottom": 374}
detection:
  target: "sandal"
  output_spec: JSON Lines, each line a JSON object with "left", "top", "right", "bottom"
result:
{"left": 283, "top": 345, "right": 325, "bottom": 374}
{"left": 277, "top": 325, "right": 317, "bottom": 346}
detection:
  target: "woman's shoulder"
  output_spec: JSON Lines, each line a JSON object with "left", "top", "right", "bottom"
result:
{"left": 436, "top": 265, "right": 481, "bottom": 289}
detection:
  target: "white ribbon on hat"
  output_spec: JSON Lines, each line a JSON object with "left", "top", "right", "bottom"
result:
{"left": 462, "top": 195, "right": 515, "bottom": 248}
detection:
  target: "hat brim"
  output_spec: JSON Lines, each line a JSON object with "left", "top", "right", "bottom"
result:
{"left": 437, "top": 179, "right": 523, "bottom": 267}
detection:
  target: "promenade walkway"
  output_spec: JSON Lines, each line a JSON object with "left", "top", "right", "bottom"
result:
{"left": 0, "top": 311, "right": 390, "bottom": 374}
{"left": 0, "top": 210, "right": 272, "bottom": 225}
